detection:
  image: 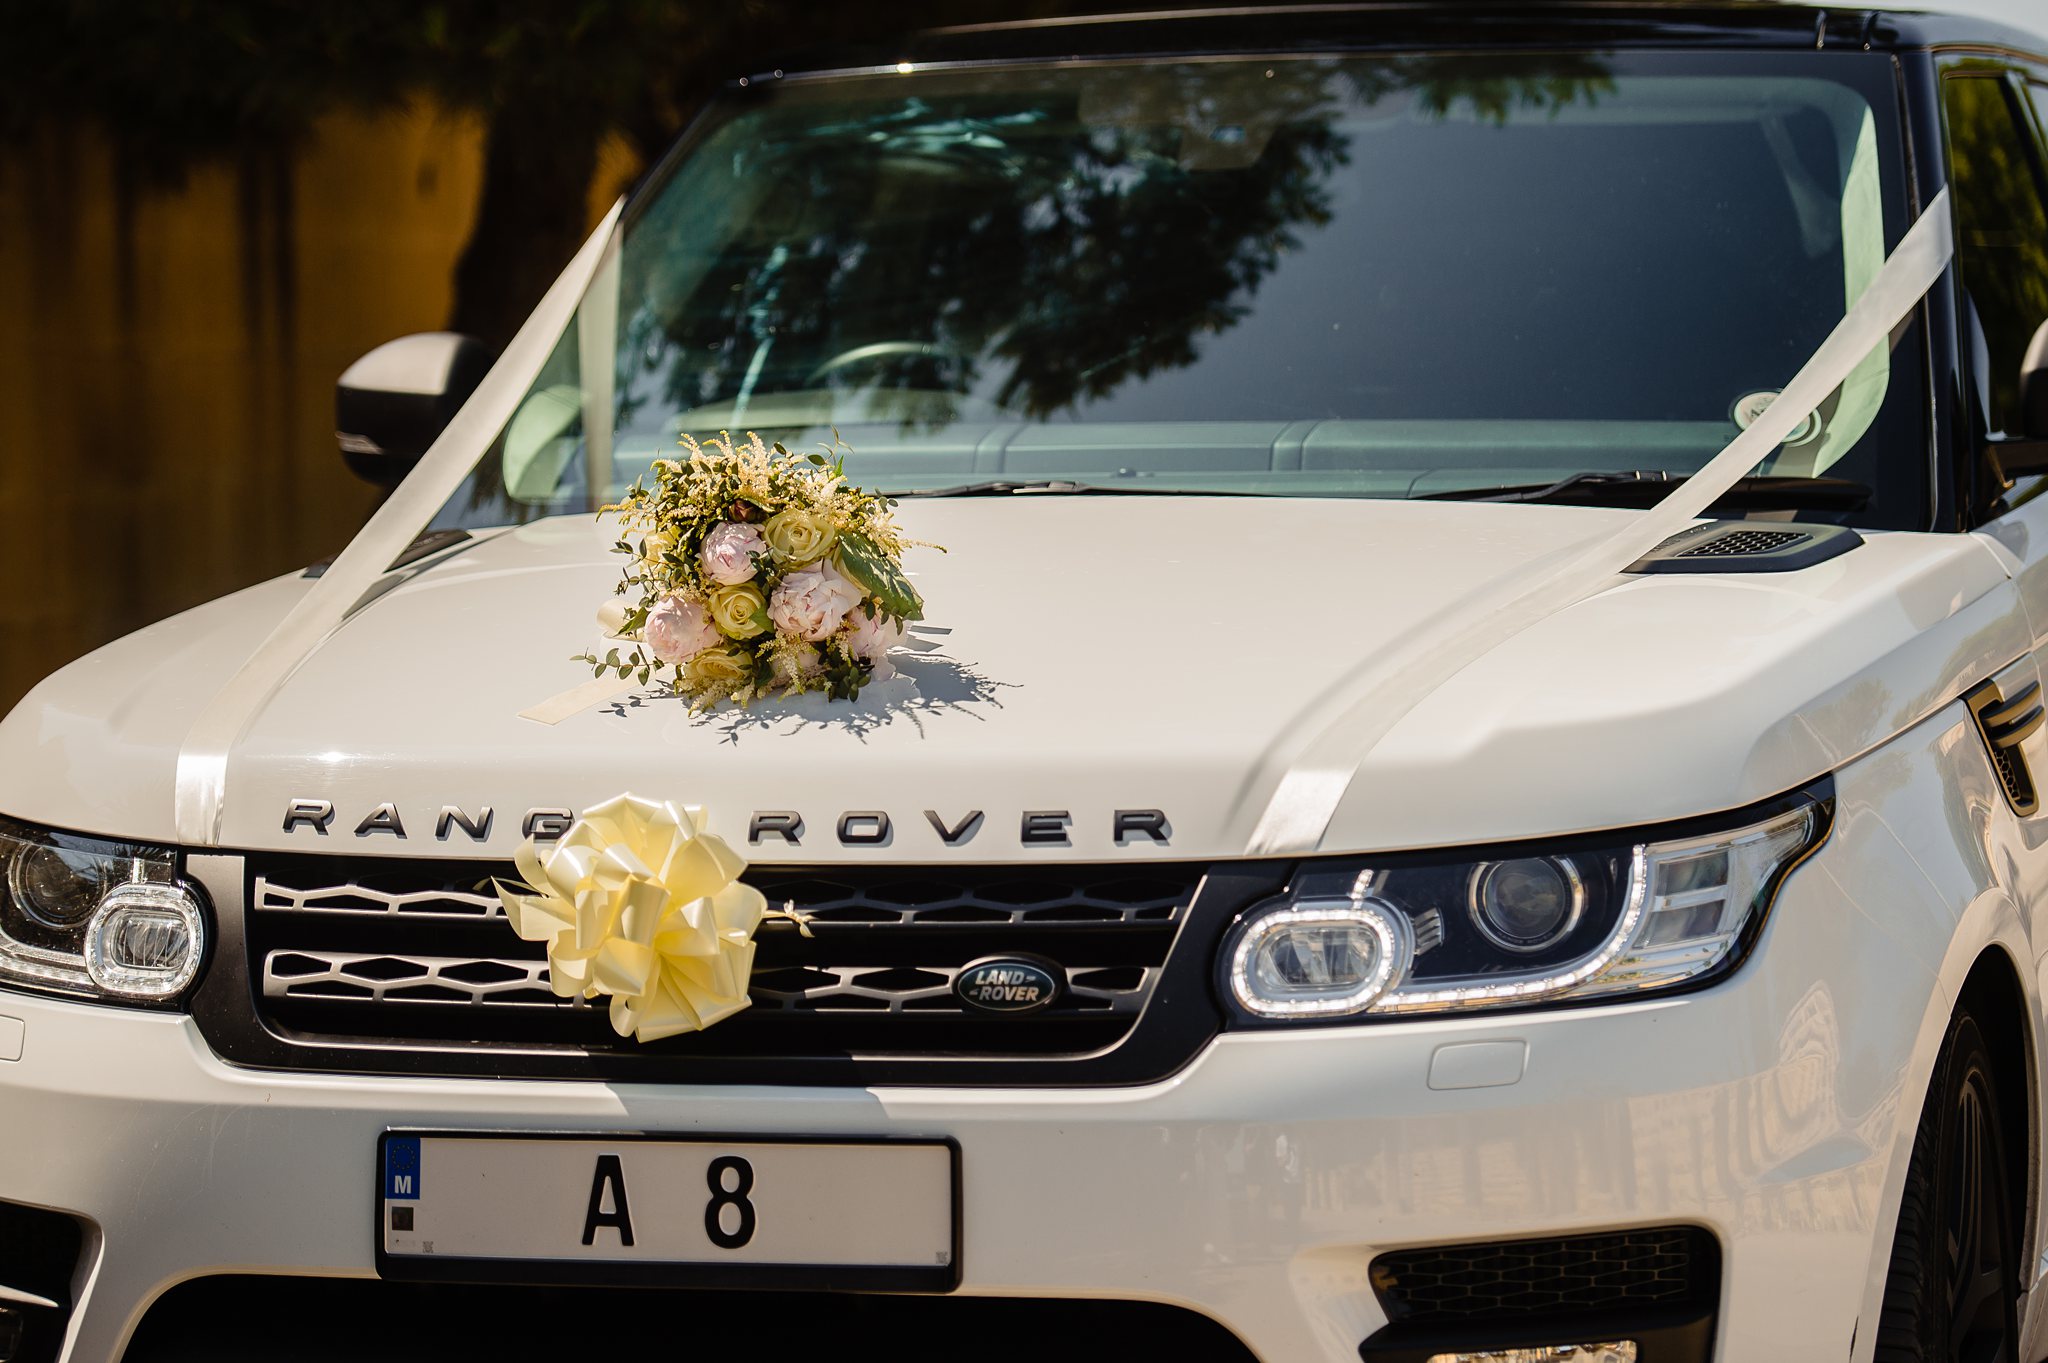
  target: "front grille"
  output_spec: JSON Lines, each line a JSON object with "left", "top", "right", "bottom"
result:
{"left": 1371, "top": 1227, "right": 1717, "bottom": 1324}
{"left": 197, "top": 852, "right": 1264, "bottom": 1085}
{"left": 251, "top": 869, "right": 1186, "bottom": 927}
{"left": 262, "top": 948, "right": 1153, "bottom": 1016}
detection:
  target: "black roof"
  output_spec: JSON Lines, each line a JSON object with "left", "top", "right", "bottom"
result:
{"left": 746, "top": 4, "right": 2048, "bottom": 82}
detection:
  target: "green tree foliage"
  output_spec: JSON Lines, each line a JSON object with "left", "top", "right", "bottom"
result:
{"left": 0, "top": 1, "right": 1069, "bottom": 344}
{"left": 616, "top": 54, "right": 1610, "bottom": 425}
{"left": 0, "top": 2, "right": 1608, "bottom": 369}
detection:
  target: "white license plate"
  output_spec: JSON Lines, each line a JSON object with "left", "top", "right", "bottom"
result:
{"left": 377, "top": 1132, "right": 959, "bottom": 1290}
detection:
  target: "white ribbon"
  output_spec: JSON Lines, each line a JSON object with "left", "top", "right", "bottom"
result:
{"left": 1245, "top": 188, "right": 1956, "bottom": 856}
{"left": 520, "top": 675, "right": 640, "bottom": 726}
{"left": 171, "top": 203, "right": 625, "bottom": 845}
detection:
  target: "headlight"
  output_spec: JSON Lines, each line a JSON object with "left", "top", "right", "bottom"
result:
{"left": 1221, "top": 791, "right": 1827, "bottom": 1022}
{"left": 0, "top": 817, "right": 206, "bottom": 1004}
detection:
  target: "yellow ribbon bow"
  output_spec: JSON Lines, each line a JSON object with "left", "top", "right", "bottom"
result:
{"left": 494, "top": 794, "right": 770, "bottom": 1042}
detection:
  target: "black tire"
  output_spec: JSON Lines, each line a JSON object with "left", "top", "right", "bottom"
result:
{"left": 1875, "top": 1011, "right": 2020, "bottom": 1363}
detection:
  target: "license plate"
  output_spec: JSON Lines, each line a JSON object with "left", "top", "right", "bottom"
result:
{"left": 376, "top": 1132, "right": 959, "bottom": 1291}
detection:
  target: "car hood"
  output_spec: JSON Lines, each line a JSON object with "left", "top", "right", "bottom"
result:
{"left": 0, "top": 497, "right": 2022, "bottom": 860}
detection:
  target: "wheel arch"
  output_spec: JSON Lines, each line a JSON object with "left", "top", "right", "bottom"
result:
{"left": 1956, "top": 944, "right": 2038, "bottom": 1286}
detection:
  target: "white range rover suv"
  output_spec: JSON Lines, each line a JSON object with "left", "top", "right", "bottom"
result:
{"left": 9, "top": 5, "right": 2048, "bottom": 1362}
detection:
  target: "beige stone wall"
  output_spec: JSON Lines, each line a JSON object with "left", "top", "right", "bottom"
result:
{"left": 0, "top": 100, "right": 638, "bottom": 716}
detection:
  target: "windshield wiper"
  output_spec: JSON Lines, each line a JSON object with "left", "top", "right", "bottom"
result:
{"left": 1422, "top": 469, "right": 1872, "bottom": 511}
{"left": 896, "top": 479, "right": 1270, "bottom": 498}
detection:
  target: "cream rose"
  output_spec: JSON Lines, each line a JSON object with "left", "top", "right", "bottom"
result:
{"left": 707, "top": 583, "right": 769, "bottom": 639}
{"left": 698, "top": 521, "right": 765, "bottom": 585}
{"left": 768, "top": 562, "right": 863, "bottom": 642}
{"left": 682, "top": 645, "right": 754, "bottom": 692}
{"left": 763, "top": 508, "right": 838, "bottom": 566}
{"left": 639, "top": 530, "right": 676, "bottom": 569}
{"left": 642, "top": 595, "right": 719, "bottom": 664}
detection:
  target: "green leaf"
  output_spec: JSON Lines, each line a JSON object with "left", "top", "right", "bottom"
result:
{"left": 834, "top": 530, "right": 924, "bottom": 622}
{"left": 748, "top": 600, "right": 774, "bottom": 635}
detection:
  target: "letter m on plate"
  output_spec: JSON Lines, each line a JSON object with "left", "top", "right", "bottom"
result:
{"left": 386, "top": 1137, "right": 421, "bottom": 1200}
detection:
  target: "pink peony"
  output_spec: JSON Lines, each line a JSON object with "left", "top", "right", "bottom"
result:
{"left": 767, "top": 562, "right": 863, "bottom": 642}
{"left": 698, "top": 521, "right": 766, "bottom": 586}
{"left": 841, "top": 603, "right": 908, "bottom": 680}
{"left": 643, "top": 595, "right": 720, "bottom": 664}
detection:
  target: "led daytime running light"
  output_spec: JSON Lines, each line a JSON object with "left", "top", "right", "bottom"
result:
{"left": 1221, "top": 799, "right": 1823, "bottom": 1024}
{"left": 84, "top": 883, "right": 205, "bottom": 1000}
{"left": 1228, "top": 898, "right": 1413, "bottom": 1018}
{"left": 1373, "top": 852, "right": 1651, "bottom": 1013}
{"left": 1371, "top": 804, "right": 1814, "bottom": 1015}
{"left": 0, "top": 817, "right": 196, "bottom": 1004}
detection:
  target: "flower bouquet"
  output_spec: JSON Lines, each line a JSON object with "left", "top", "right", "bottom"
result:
{"left": 577, "top": 432, "right": 931, "bottom": 709}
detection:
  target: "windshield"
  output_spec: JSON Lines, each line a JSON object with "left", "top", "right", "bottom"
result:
{"left": 438, "top": 48, "right": 1930, "bottom": 530}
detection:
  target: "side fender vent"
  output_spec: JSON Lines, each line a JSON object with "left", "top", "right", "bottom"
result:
{"left": 1625, "top": 520, "right": 1862, "bottom": 574}
{"left": 1967, "top": 678, "right": 2045, "bottom": 816}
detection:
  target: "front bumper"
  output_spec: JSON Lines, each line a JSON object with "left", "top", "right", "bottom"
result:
{"left": 2, "top": 849, "right": 1927, "bottom": 1363}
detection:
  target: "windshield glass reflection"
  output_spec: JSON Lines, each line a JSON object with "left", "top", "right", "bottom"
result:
{"left": 443, "top": 49, "right": 1928, "bottom": 530}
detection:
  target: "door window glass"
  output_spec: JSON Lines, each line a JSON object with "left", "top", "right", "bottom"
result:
{"left": 1943, "top": 72, "right": 2048, "bottom": 436}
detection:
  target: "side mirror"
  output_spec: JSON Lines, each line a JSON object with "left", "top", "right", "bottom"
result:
{"left": 335, "top": 333, "right": 496, "bottom": 487}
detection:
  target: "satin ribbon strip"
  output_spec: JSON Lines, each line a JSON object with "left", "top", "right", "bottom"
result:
{"left": 171, "top": 203, "right": 625, "bottom": 846}
{"left": 519, "top": 675, "right": 642, "bottom": 726}
{"left": 494, "top": 794, "right": 771, "bottom": 1041}
{"left": 1245, "top": 188, "right": 1957, "bottom": 857}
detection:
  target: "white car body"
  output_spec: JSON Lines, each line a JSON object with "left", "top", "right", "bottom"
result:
{"left": 9, "top": 7, "right": 2048, "bottom": 1363}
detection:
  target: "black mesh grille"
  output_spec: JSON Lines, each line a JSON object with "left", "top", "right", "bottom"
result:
{"left": 1674, "top": 528, "right": 1805, "bottom": 557}
{"left": 1628, "top": 519, "right": 1860, "bottom": 576}
{"left": 237, "top": 853, "right": 1203, "bottom": 1071}
{"left": 1370, "top": 1227, "right": 1717, "bottom": 1324}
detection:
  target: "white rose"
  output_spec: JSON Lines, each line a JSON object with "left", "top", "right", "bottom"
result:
{"left": 708, "top": 583, "right": 769, "bottom": 639}
{"left": 767, "top": 562, "right": 863, "bottom": 642}
{"left": 762, "top": 508, "right": 838, "bottom": 566}
{"left": 682, "top": 645, "right": 754, "bottom": 694}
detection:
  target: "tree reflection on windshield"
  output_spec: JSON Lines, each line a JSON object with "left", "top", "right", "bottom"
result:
{"left": 617, "top": 55, "right": 1616, "bottom": 431}
{"left": 449, "top": 47, "right": 1931, "bottom": 532}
